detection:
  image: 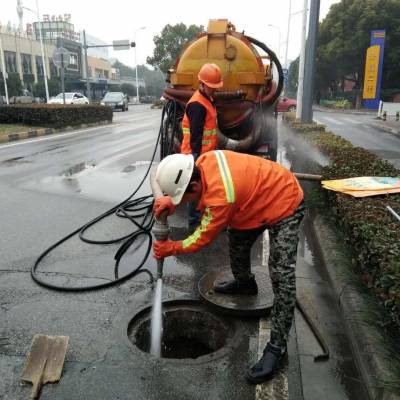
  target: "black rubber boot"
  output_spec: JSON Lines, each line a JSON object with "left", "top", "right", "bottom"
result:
{"left": 246, "top": 342, "right": 286, "bottom": 384}
{"left": 213, "top": 277, "right": 258, "bottom": 295}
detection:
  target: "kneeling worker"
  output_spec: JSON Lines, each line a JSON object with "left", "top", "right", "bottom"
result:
{"left": 153, "top": 150, "right": 305, "bottom": 384}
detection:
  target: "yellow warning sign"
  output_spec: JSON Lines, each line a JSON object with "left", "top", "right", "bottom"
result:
{"left": 363, "top": 45, "right": 380, "bottom": 99}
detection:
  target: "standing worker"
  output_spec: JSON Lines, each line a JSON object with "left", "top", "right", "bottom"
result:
{"left": 153, "top": 150, "right": 305, "bottom": 384}
{"left": 180, "top": 63, "right": 223, "bottom": 229}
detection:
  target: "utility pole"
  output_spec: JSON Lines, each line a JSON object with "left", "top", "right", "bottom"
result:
{"left": 296, "top": 0, "right": 308, "bottom": 119}
{"left": 284, "top": 0, "right": 292, "bottom": 69}
{"left": 0, "top": 36, "right": 10, "bottom": 104}
{"left": 83, "top": 30, "right": 90, "bottom": 100}
{"left": 301, "top": 0, "right": 320, "bottom": 122}
{"left": 35, "top": 0, "right": 49, "bottom": 103}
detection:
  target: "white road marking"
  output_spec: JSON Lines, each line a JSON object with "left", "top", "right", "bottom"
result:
{"left": 0, "top": 123, "right": 122, "bottom": 149}
{"left": 97, "top": 139, "right": 155, "bottom": 167}
{"left": 323, "top": 116, "right": 344, "bottom": 125}
{"left": 341, "top": 116, "right": 362, "bottom": 124}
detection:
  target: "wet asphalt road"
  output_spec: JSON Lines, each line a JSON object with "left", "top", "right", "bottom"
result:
{"left": 0, "top": 106, "right": 368, "bottom": 399}
{"left": 313, "top": 110, "right": 400, "bottom": 168}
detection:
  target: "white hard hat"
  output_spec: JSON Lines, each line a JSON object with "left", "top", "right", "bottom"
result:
{"left": 155, "top": 154, "right": 194, "bottom": 205}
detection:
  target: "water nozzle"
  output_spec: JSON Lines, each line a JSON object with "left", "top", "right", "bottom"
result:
{"left": 150, "top": 169, "right": 170, "bottom": 281}
{"left": 157, "top": 259, "right": 164, "bottom": 280}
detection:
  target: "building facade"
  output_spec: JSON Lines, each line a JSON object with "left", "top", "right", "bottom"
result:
{"left": 0, "top": 25, "right": 57, "bottom": 92}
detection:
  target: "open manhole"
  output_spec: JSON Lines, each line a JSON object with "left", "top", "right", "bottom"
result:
{"left": 127, "top": 300, "right": 239, "bottom": 362}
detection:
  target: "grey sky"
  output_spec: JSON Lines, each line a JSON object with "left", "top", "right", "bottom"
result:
{"left": 1, "top": 0, "right": 339, "bottom": 68}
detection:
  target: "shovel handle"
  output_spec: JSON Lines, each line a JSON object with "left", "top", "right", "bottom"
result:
{"left": 30, "top": 378, "right": 43, "bottom": 400}
{"left": 30, "top": 358, "right": 46, "bottom": 399}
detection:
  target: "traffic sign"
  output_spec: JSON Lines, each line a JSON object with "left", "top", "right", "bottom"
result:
{"left": 113, "top": 40, "right": 130, "bottom": 51}
{"left": 52, "top": 47, "right": 70, "bottom": 68}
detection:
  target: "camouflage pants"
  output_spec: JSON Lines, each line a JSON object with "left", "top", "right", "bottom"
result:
{"left": 228, "top": 203, "right": 305, "bottom": 349}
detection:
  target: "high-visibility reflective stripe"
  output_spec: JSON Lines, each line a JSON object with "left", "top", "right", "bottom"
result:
{"left": 215, "top": 151, "right": 235, "bottom": 203}
{"left": 182, "top": 207, "right": 212, "bottom": 249}
{"left": 202, "top": 139, "right": 211, "bottom": 145}
{"left": 203, "top": 129, "right": 216, "bottom": 136}
{"left": 182, "top": 128, "right": 215, "bottom": 136}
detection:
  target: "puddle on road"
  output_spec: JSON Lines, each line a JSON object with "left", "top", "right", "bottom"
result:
{"left": 24, "top": 161, "right": 154, "bottom": 203}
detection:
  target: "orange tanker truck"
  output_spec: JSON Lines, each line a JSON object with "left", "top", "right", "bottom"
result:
{"left": 159, "top": 19, "right": 284, "bottom": 161}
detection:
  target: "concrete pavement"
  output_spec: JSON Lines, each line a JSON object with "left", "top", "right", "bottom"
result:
{"left": 0, "top": 105, "right": 369, "bottom": 399}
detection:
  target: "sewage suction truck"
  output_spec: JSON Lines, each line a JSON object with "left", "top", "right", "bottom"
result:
{"left": 159, "top": 19, "right": 284, "bottom": 161}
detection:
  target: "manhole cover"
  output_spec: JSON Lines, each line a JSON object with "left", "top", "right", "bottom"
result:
{"left": 127, "top": 300, "right": 239, "bottom": 363}
{"left": 198, "top": 266, "right": 274, "bottom": 317}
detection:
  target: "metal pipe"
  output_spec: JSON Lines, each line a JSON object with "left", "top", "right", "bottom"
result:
{"left": 294, "top": 172, "right": 322, "bottom": 181}
{"left": 163, "top": 87, "right": 246, "bottom": 101}
{"left": 386, "top": 205, "right": 400, "bottom": 222}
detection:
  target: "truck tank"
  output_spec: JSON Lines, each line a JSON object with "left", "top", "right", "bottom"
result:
{"left": 160, "top": 19, "right": 283, "bottom": 161}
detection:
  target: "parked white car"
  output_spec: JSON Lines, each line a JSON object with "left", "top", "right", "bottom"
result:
{"left": 48, "top": 92, "right": 89, "bottom": 105}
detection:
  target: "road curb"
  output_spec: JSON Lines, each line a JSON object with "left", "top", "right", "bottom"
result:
{"left": 0, "top": 120, "right": 112, "bottom": 144}
{"left": 367, "top": 122, "right": 400, "bottom": 136}
{"left": 310, "top": 213, "right": 397, "bottom": 400}
{"left": 313, "top": 106, "right": 376, "bottom": 116}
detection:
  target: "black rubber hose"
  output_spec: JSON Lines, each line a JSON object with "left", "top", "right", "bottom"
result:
{"left": 245, "top": 35, "right": 284, "bottom": 107}
{"left": 31, "top": 103, "right": 170, "bottom": 291}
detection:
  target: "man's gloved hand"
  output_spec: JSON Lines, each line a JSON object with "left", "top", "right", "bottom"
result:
{"left": 153, "top": 196, "right": 176, "bottom": 218}
{"left": 153, "top": 239, "right": 181, "bottom": 259}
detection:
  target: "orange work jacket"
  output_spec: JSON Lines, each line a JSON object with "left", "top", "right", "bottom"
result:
{"left": 178, "top": 150, "right": 304, "bottom": 254}
{"left": 181, "top": 90, "right": 218, "bottom": 155}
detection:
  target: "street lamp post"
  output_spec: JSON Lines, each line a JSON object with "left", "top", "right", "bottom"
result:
{"left": 133, "top": 27, "right": 146, "bottom": 103}
{"left": 284, "top": 0, "right": 292, "bottom": 69}
{"left": 0, "top": 36, "right": 10, "bottom": 104}
{"left": 24, "top": 1, "right": 49, "bottom": 102}
{"left": 267, "top": 24, "right": 282, "bottom": 59}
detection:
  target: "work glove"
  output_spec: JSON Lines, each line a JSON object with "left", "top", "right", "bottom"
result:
{"left": 153, "top": 196, "right": 177, "bottom": 218}
{"left": 153, "top": 239, "right": 182, "bottom": 259}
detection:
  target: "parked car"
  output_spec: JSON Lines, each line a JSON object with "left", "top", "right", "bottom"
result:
{"left": 100, "top": 92, "right": 129, "bottom": 111}
{"left": 47, "top": 92, "right": 89, "bottom": 105}
{"left": 276, "top": 97, "right": 297, "bottom": 112}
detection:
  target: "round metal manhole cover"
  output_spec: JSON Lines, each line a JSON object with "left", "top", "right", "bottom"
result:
{"left": 198, "top": 266, "right": 274, "bottom": 317}
{"left": 127, "top": 299, "right": 240, "bottom": 363}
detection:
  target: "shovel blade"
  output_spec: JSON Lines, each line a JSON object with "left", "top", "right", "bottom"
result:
{"left": 21, "top": 334, "right": 69, "bottom": 387}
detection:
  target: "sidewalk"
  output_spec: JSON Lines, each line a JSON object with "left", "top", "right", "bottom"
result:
{"left": 367, "top": 118, "right": 400, "bottom": 136}
{"left": 280, "top": 119, "right": 399, "bottom": 400}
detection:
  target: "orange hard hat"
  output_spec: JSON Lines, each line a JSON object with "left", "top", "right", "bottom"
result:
{"left": 198, "top": 63, "right": 223, "bottom": 89}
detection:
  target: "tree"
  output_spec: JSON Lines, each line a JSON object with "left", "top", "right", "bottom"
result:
{"left": 287, "top": 57, "right": 299, "bottom": 98}
{"left": 33, "top": 79, "right": 60, "bottom": 98}
{"left": 316, "top": 0, "right": 400, "bottom": 95}
{"left": 112, "top": 60, "right": 167, "bottom": 98}
{"left": 4, "top": 73, "right": 22, "bottom": 97}
{"left": 147, "top": 23, "right": 204, "bottom": 73}
{"left": 121, "top": 83, "right": 136, "bottom": 96}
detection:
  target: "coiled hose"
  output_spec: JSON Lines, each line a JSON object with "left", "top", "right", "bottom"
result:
{"left": 31, "top": 101, "right": 179, "bottom": 291}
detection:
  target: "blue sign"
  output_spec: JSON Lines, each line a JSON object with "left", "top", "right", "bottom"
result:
{"left": 364, "top": 30, "right": 386, "bottom": 109}
{"left": 282, "top": 68, "right": 289, "bottom": 86}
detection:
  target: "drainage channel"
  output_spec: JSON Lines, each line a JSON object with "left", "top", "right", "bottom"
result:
{"left": 127, "top": 299, "right": 242, "bottom": 364}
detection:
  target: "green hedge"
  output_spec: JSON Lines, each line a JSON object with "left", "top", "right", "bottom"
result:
{"left": 0, "top": 104, "right": 113, "bottom": 128}
{"left": 284, "top": 112, "right": 400, "bottom": 329}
